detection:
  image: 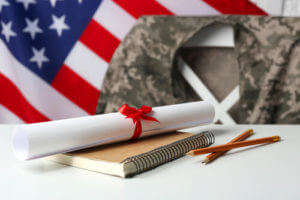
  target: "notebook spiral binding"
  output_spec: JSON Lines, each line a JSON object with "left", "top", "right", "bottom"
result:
{"left": 122, "top": 131, "right": 214, "bottom": 177}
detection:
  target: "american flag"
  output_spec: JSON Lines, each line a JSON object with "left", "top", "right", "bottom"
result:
{"left": 0, "top": 0, "right": 267, "bottom": 124}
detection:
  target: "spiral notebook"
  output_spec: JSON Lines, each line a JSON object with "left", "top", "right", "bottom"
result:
{"left": 48, "top": 131, "right": 214, "bottom": 177}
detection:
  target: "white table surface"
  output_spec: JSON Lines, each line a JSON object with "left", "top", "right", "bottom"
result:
{"left": 1, "top": 124, "right": 300, "bottom": 200}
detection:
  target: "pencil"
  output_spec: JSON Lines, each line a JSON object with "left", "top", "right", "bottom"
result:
{"left": 190, "top": 136, "right": 280, "bottom": 156}
{"left": 202, "top": 129, "right": 253, "bottom": 164}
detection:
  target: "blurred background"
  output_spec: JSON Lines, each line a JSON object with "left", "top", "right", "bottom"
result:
{"left": 0, "top": 0, "right": 299, "bottom": 125}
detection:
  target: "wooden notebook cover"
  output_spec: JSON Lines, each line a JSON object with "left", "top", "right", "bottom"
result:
{"left": 64, "top": 131, "right": 193, "bottom": 163}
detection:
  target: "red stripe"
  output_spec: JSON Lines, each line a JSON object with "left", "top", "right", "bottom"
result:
{"left": 0, "top": 74, "right": 49, "bottom": 123}
{"left": 79, "top": 20, "right": 120, "bottom": 62}
{"left": 203, "top": 0, "right": 268, "bottom": 15}
{"left": 51, "top": 65, "right": 100, "bottom": 115}
{"left": 113, "top": 0, "right": 174, "bottom": 19}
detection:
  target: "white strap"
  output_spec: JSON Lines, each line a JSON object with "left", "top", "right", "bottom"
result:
{"left": 177, "top": 56, "right": 239, "bottom": 124}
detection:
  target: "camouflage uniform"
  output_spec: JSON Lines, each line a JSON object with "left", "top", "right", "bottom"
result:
{"left": 96, "top": 15, "right": 300, "bottom": 124}
{"left": 235, "top": 16, "right": 300, "bottom": 123}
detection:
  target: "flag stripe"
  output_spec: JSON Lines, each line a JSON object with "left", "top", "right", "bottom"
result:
{"left": 79, "top": 19, "right": 120, "bottom": 62}
{"left": 0, "top": 104, "right": 25, "bottom": 123}
{"left": 0, "top": 39, "right": 88, "bottom": 121}
{"left": 245, "top": 1, "right": 269, "bottom": 15}
{"left": 202, "top": 0, "right": 268, "bottom": 15}
{"left": 93, "top": 0, "right": 136, "bottom": 40}
{"left": 0, "top": 74, "right": 49, "bottom": 123}
{"left": 113, "top": 0, "right": 173, "bottom": 19}
{"left": 65, "top": 42, "right": 108, "bottom": 90}
{"left": 156, "top": 0, "right": 220, "bottom": 15}
{"left": 52, "top": 65, "right": 100, "bottom": 115}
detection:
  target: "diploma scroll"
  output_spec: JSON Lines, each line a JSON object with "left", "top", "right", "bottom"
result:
{"left": 12, "top": 101, "right": 214, "bottom": 160}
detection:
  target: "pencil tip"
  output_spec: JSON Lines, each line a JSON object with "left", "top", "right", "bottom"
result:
{"left": 202, "top": 158, "right": 209, "bottom": 164}
{"left": 186, "top": 151, "right": 194, "bottom": 156}
{"left": 249, "top": 129, "right": 254, "bottom": 135}
{"left": 273, "top": 136, "right": 281, "bottom": 142}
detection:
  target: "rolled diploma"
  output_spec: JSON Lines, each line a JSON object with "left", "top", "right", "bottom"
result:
{"left": 12, "top": 101, "right": 214, "bottom": 160}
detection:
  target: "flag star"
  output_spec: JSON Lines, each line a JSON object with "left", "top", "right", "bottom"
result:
{"left": 0, "top": 0, "right": 9, "bottom": 12}
{"left": 29, "top": 47, "right": 49, "bottom": 69}
{"left": 49, "top": 15, "right": 70, "bottom": 37}
{"left": 16, "top": 0, "right": 36, "bottom": 10}
{"left": 23, "top": 18, "right": 43, "bottom": 40}
{"left": 1, "top": 21, "right": 16, "bottom": 43}
{"left": 49, "top": 0, "right": 62, "bottom": 7}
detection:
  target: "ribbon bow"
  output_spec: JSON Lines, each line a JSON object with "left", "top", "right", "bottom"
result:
{"left": 119, "top": 104, "right": 159, "bottom": 139}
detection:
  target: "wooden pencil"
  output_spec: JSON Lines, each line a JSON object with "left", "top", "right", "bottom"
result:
{"left": 190, "top": 136, "right": 280, "bottom": 156}
{"left": 202, "top": 129, "right": 253, "bottom": 164}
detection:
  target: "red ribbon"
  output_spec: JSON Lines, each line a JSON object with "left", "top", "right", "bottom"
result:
{"left": 119, "top": 104, "right": 159, "bottom": 139}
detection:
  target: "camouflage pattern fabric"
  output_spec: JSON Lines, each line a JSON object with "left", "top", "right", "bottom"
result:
{"left": 236, "top": 16, "right": 300, "bottom": 123}
{"left": 96, "top": 15, "right": 300, "bottom": 124}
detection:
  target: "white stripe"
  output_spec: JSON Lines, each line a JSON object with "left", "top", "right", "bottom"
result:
{"left": 0, "top": 39, "right": 88, "bottom": 120}
{"left": 250, "top": 0, "right": 282, "bottom": 15}
{"left": 218, "top": 112, "right": 236, "bottom": 125}
{"left": 220, "top": 86, "right": 240, "bottom": 111}
{"left": 93, "top": 0, "right": 136, "bottom": 40}
{"left": 177, "top": 58, "right": 219, "bottom": 105}
{"left": 0, "top": 104, "right": 24, "bottom": 124}
{"left": 178, "top": 57, "right": 236, "bottom": 124}
{"left": 65, "top": 42, "right": 108, "bottom": 89}
{"left": 156, "top": 0, "right": 221, "bottom": 15}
